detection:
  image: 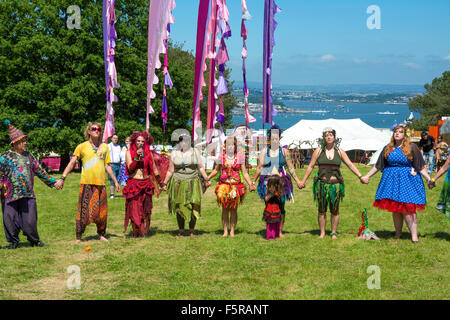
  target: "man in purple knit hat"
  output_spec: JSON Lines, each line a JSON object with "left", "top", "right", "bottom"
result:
{"left": 0, "top": 120, "right": 61, "bottom": 249}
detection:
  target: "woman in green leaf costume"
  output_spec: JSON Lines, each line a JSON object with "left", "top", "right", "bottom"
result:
{"left": 299, "top": 128, "right": 365, "bottom": 239}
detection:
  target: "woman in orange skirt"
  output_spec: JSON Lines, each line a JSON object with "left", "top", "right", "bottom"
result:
{"left": 208, "top": 136, "right": 255, "bottom": 237}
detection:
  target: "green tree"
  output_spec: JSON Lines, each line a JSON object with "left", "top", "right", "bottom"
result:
{"left": 0, "top": 0, "right": 237, "bottom": 160}
{"left": 408, "top": 71, "right": 450, "bottom": 131}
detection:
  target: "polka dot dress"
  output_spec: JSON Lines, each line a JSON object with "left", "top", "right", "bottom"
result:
{"left": 375, "top": 147, "right": 426, "bottom": 205}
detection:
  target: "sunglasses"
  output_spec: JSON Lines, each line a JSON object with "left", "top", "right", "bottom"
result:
{"left": 91, "top": 127, "right": 102, "bottom": 132}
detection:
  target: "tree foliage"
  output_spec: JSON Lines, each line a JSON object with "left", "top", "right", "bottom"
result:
{"left": 0, "top": 0, "right": 237, "bottom": 157}
{"left": 408, "top": 71, "right": 450, "bottom": 131}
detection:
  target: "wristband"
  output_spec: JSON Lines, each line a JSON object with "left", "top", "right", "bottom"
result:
{"left": 60, "top": 175, "right": 66, "bottom": 181}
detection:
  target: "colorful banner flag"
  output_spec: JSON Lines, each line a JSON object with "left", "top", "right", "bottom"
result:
{"left": 146, "top": 0, "right": 176, "bottom": 132}
{"left": 262, "top": 0, "right": 281, "bottom": 126}
{"left": 102, "top": 0, "right": 120, "bottom": 142}
{"left": 192, "top": 0, "right": 212, "bottom": 142}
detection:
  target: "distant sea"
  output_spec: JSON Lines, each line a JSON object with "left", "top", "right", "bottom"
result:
{"left": 230, "top": 100, "right": 418, "bottom": 130}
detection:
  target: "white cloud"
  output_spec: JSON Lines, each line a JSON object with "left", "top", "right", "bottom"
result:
{"left": 309, "top": 54, "right": 337, "bottom": 63}
{"left": 404, "top": 62, "right": 420, "bottom": 69}
{"left": 444, "top": 55, "right": 450, "bottom": 61}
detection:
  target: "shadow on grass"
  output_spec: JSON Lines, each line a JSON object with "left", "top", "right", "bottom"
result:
{"left": 373, "top": 230, "right": 450, "bottom": 241}
{"left": 82, "top": 233, "right": 121, "bottom": 242}
{"left": 423, "top": 232, "right": 450, "bottom": 241}
{"left": 131, "top": 226, "right": 214, "bottom": 238}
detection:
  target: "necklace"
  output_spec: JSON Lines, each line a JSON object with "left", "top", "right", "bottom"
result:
{"left": 89, "top": 141, "right": 100, "bottom": 153}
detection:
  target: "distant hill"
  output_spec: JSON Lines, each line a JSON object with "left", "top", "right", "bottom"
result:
{"left": 233, "top": 81, "right": 425, "bottom": 94}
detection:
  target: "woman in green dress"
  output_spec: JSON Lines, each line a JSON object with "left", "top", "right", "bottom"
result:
{"left": 299, "top": 127, "right": 365, "bottom": 239}
{"left": 161, "top": 131, "right": 211, "bottom": 237}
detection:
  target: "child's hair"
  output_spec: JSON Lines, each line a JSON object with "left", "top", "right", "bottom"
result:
{"left": 267, "top": 175, "right": 284, "bottom": 197}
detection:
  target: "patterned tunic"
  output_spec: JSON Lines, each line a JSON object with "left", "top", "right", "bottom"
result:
{"left": 0, "top": 150, "right": 56, "bottom": 203}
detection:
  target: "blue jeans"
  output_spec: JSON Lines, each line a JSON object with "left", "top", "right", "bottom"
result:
{"left": 423, "top": 150, "right": 435, "bottom": 174}
{"left": 108, "top": 163, "right": 121, "bottom": 185}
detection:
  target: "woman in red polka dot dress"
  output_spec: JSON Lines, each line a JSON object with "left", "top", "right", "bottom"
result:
{"left": 361, "top": 124, "right": 433, "bottom": 243}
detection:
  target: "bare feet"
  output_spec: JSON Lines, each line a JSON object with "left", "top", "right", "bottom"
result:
{"left": 230, "top": 231, "right": 235, "bottom": 238}
{"left": 75, "top": 239, "right": 81, "bottom": 244}
{"left": 189, "top": 229, "right": 195, "bottom": 237}
{"left": 319, "top": 233, "right": 325, "bottom": 239}
{"left": 279, "top": 232, "right": 285, "bottom": 238}
{"left": 178, "top": 230, "right": 185, "bottom": 237}
{"left": 394, "top": 232, "right": 402, "bottom": 239}
{"left": 99, "top": 236, "right": 108, "bottom": 242}
{"left": 222, "top": 232, "right": 228, "bottom": 237}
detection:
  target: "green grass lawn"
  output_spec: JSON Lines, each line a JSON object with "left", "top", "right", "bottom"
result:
{"left": 0, "top": 165, "right": 448, "bottom": 300}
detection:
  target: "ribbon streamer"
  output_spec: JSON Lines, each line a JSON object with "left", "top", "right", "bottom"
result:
{"left": 241, "top": 0, "right": 255, "bottom": 124}
{"left": 161, "top": 22, "right": 174, "bottom": 133}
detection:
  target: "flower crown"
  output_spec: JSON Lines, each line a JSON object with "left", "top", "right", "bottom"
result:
{"left": 392, "top": 123, "right": 411, "bottom": 137}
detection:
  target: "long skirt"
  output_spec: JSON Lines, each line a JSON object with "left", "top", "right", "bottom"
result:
{"left": 77, "top": 184, "right": 108, "bottom": 239}
{"left": 122, "top": 178, "right": 154, "bottom": 236}
{"left": 167, "top": 177, "right": 202, "bottom": 220}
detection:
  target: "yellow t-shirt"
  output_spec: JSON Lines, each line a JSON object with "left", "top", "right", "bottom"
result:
{"left": 73, "top": 141, "right": 111, "bottom": 186}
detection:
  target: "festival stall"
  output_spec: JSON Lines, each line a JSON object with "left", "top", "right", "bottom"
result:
{"left": 280, "top": 118, "right": 392, "bottom": 153}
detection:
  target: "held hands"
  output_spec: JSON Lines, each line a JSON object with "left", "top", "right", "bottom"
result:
{"left": 249, "top": 183, "right": 256, "bottom": 192}
{"left": 427, "top": 179, "right": 436, "bottom": 189}
{"left": 54, "top": 179, "right": 64, "bottom": 190}
{"left": 297, "top": 181, "right": 306, "bottom": 189}
{"left": 360, "top": 175, "right": 370, "bottom": 184}
{"left": 204, "top": 180, "right": 211, "bottom": 188}
{"left": 115, "top": 182, "right": 121, "bottom": 193}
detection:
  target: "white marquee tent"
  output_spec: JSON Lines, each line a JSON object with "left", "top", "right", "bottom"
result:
{"left": 280, "top": 118, "right": 392, "bottom": 152}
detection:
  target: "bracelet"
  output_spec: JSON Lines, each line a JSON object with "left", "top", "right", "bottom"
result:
{"left": 358, "top": 174, "right": 362, "bottom": 179}
{"left": 431, "top": 178, "right": 436, "bottom": 182}
{"left": 60, "top": 175, "right": 66, "bottom": 181}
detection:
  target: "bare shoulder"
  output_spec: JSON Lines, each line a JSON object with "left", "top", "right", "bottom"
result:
{"left": 313, "top": 147, "right": 322, "bottom": 156}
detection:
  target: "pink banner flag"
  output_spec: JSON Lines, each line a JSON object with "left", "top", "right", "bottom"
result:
{"left": 192, "top": 0, "right": 212, "bottom": 142}
{"left": 146, "top": 0, "right": 176, "bottom": 132}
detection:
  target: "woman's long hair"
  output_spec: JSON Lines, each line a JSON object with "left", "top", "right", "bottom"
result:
{"left": 127, "top": 131, "right": 154, "bottom": 176}
{"left": 384, "top": 125, "right": 412, "bottom": 161}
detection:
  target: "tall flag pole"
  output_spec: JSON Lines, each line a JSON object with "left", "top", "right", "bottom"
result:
{"left": 146, "top": 0, "right": 176, "bottom": 133}
{"left": 102, "top": 0, "right": 120, "bottom": 142}
{"left": 241, "top": 0, "right": 255, "bottom": 125}
{"left": 262, "top": 0, "right": 281, "bottom": 127}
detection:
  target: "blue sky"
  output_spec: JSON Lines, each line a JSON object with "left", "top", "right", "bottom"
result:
{"left": 170, "top": 0, "right": 450, "bottom": 86}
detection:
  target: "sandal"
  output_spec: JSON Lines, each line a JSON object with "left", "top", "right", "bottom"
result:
{"left": 330, "top": 232, "right": 338, "bottom": 239}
